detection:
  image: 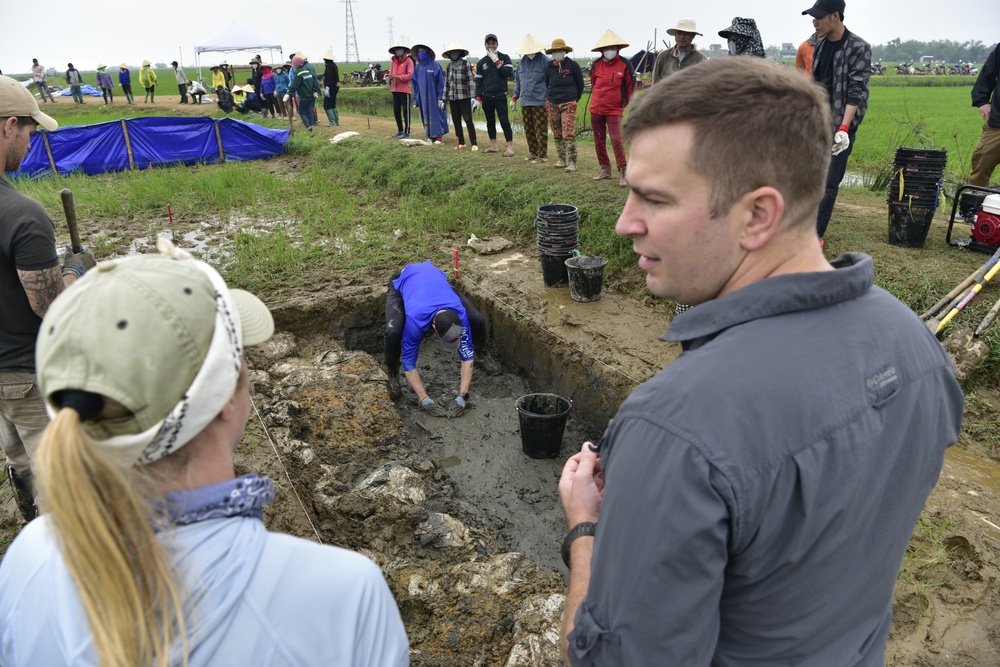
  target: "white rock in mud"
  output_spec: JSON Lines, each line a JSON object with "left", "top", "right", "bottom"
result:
{"left": 504, "top": 593, "right": 565, "bottom": 667}
{"left": 252, "top": 332, "right": 298, "bottom": 362}
{"left": 452, "top": 552, "right": 536, "bottom": 596}
{"left": 268, "top": 358, "right": 316, "bottom": 379}
{"left": 416, "top": 512, "right": 471, "bottom": 549}
{"left": 356, "top": 464, "right": 427, "bottom": 504}
{"left": 406, "top": 572, "right": 442, "bottom": 598}
{"left": 330, "top": 131, "right": 361, "bottom": 143}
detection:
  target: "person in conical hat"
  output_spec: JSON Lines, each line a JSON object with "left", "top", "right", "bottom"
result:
{"left": 321, "top": 49, "right": 340, "bottom": 126}
{"left": 588, "top": 29, "right": 635, "bottom": 186}
{"left": 118, "top": 63, "right": 134, "bottom": 104}
{"left": 652, "top": 17, "right": 707, "bottom": 84}
{"left": 442, "top": 42, "right": 478, "bottom": 151}
{"left": 387, "top": 43, "right": 414, "bottom": 137}
{"left": 544, "top": 38, "right": 585, "bottom": 173}
{"left": 411, "top": 44, "right": 449, "bottom": 143}
{"left": 139, "top": 60, "right": 157, "bottom": 103}
{"left": 96, "top": 63, "right": 114, "bottom": 105}
{"left": 512, "top": 34, "right": 550, "bottom": 163}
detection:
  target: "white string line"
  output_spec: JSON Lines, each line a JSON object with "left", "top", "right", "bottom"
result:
{"left": 249, "top": 394, "right": 324, "bottom": 544}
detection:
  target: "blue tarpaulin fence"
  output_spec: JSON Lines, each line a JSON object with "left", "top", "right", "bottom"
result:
{"left": 7, "top": 117, "right": 289, "bottom": 180}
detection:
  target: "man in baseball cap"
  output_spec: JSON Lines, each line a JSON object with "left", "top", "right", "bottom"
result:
{"left": 0, "top": 74, "right": 95, "bottom": 521}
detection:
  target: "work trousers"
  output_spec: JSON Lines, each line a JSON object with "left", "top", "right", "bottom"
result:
{"left": 0, "top": 372, "right": 47, "bottom": 496}
{"left": 592, "top": 113, "right": 626, "bottom": 170}
{"left": 178, "top": 83, "right": 188, "bottom": 103}
{"left": 482, "top": 93, "right": 513, "bottom": 142}
{"left": 970, "top": 124, "right": 1000, "bottom": 187}
{"left": 100, "top": 88, "right": 113, "bottom": 104}
{"left": 274, "top": 94, "right": 286, "bottom": 117}
{"left": 393, "top": 91, "right": 411, "bottom": 134}
{"left": 384, "top": 273, "right": 487, "bottom": 365}
{"left": 522, "top": 105, "right": 548, "bottom": 158}
{"left": 547, "top": 100, "right": 577, "bottom": 141}
{"left": 35, "top": 81, "right": 53, "bottom": 102}
{"left": 70, "top": 85, "right": 83, "bottom": 104}
{"left": 450, "top": 99, "right": 477, "bottom": 146}
{"left": 816, "top": 127, "right": 857, "bottom": 238}
{"left": 261, "top": 93, "right": 276, "bottom": 117}
{"left": 297, "top": 95, "right": 316, "bottom": 128}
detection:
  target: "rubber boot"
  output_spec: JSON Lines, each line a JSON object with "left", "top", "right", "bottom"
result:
{"left": 619, "top": 167, "right": 628, "bottom": 187}
{"left": 384, "top": 355, "right": 402, "bottom": 400}
{"left": 553, "top": 139, "right": 566, "bottom": 168}
{"left": 565, "top": 141, "right": 578, "bottom": 173}
{"left": 331, "top": 107, "right": 339, "bottom": 126}
{"left": 7, "top": 465, "right": 37, "bottom": 523}
{"left": 325, "top": 107, "right": 336, "bottom": 125}
{"left": 594, "top": 164, "right": 612, "bottom": 180}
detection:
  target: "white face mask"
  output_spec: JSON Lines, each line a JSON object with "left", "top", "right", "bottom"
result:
{"left": 728, "top": 40, "right": 738, "bottom": 55}
{"left": 526, "top": 52, "right": 537, "bottom": 59}
{"left": 551, "top": 51, "right": 566, "bottom": 61}
{"left": 395, "top": 49, "right": 405, "bottom": 57}
{"left": 602, "top": 48, "right": 618, "bottom": 60}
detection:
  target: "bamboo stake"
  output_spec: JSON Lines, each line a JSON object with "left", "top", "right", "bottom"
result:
{"left": 120, "top": 119, "right": 136, "bottom": 170}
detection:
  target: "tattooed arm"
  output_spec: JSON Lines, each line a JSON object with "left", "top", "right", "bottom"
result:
{"left": 17, "top": 266, "right": 69, "bottom": 318}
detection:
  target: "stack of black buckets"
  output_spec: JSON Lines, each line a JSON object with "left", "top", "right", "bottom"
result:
{"left": 536, "top": 203, "right": 579, "bottom": 287}
{"left": 887, "top": 147, "right": 947, "bottom": 247}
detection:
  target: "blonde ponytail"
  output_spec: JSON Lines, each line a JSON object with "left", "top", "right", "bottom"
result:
{"left": 35, "top": 409, "right": 188, "bottom": 667}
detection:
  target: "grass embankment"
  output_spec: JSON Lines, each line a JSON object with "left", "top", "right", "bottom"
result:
{"left": 11, "top": 91, "right": 1000, "bottom": 388}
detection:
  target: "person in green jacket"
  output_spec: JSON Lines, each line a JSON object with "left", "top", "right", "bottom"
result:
{"left": 285, "top": 55, "right": 321, "bottom": 131}
{"left": 139, "top": 60, "right": 157, "bottom": 103}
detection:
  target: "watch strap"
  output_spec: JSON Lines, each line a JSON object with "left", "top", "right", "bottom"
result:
{"left": 561, "top": 521, "right": 597, "bottom": 568}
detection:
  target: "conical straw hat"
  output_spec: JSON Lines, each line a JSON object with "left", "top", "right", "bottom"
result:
{"left": 322, "top": 49, "right": 335, "bottom": 61}
{"left": 592, "top": 29, "right": 629, "bottom": 51}
{"left": 442, "top": 42, "right": 469, "bottom": 59}
{"left": 515, "top": 34, "right": 545, "bottom": 55}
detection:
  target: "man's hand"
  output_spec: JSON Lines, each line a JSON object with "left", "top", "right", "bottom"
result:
{"left": 559, "top": 441, "right": 604, "bottom": 528}
{"left": 486, "top": 49, "right": 499, "bottom": 63}
{"left": 420, "top": 396, "right": 447, "bottom": 417}
{"left": 61, "top": 245, "right": 96, "bottom": 278}
{"left": 980, "top": 103, "right": 992, "bottom": 121}
{"left": 832, "top": 130, "right": 851, "bottom": 156}
{"left": 472, "top": 98, "right": 480, "bottom": 112}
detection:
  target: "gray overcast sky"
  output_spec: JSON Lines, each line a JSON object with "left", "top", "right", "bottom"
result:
{"left": 1, "top": 0, "right": 996, "bottom": 76}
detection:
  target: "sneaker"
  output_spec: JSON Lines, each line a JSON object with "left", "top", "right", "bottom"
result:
{"left": 471, "top": 145, "right": 479, "bottom": 152}
{"left": 400, "top": 133, "right": 409, "bottom": 139}
{"left": 524, "top": 155, "right": 535, "bottom": 161}
{"left": 391, "top": 131, "right": 404, "bottom": 138}
{"left": 433, "top": 139, "right": 443, "bottom": 145}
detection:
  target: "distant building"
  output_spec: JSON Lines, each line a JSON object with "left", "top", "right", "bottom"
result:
{"left": 781, "top": 42, "right": 797, "bottom": 58}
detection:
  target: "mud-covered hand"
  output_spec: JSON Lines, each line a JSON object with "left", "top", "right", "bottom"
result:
{"left": 421, "top": 396, "right": 447, "bottom": 417}
{"left": 61, "top": 245, "right": 96, "bottom": 278}
{"left": 832, "top": 130, "right": 850, "bottom": 156}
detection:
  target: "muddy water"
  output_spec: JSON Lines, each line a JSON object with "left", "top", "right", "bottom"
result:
{"left": 393, "top": 337, "right": 603, "bottom": 577}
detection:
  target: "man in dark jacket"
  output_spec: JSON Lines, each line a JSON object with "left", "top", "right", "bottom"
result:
{"left": 970, "top": 42, "right": 1000, "bottom": 186}
{"left": 475, "top": 33, "right": 516, "bottom": 155}
{"left": 804, "top": 0, "right": 871, "bottom": 245}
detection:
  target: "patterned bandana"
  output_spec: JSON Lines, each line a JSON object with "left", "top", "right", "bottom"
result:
{"left": 164, "top": 474, "right": 275, "bottom": 525}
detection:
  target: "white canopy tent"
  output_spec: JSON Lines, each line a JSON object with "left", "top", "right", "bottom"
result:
{"left": 193, "top": 21, "right": 283, "bottom": 84}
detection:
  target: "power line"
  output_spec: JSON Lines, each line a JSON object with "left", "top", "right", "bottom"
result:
{"left": 341, "top": 0, "right": 360, "bottom": 63}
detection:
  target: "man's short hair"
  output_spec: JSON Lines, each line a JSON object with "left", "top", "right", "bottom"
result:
{"left": 623, "top": 57, "right": 831, "bottom": 227}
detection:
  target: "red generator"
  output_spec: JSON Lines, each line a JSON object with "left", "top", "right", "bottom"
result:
{"left": 947, "top": 185, "right": 1000, "bottom": 253}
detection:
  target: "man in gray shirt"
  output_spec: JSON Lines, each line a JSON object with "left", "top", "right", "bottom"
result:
{"left": 558, "top": 57, "right": 963, "bottom": 666}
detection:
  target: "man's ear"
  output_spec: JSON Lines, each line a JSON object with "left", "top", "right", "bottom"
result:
{"left": 739, "top": 186, "right": 785, "bottom": 251}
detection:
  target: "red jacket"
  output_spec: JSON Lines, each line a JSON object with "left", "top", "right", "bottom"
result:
{"left": 389, "top": 55, "right": 414, "bottom": 94}
{"left": 589, "top": 55, "right": 635, "bottom": 116}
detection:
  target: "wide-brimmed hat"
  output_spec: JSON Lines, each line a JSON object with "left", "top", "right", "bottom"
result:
{"left": 97, "top": 63, "right": 107, "bottom": 70}
{"left": 545, "top": 38, "right": 574, "bottom": 54}
{"left": 141, "top": 59, "right": 151, "bottom": 67}
{"left": 442, "top": 42, "right": 469, "bottom": 59}
{"left": 219, "top": 60, "right": 229, "bottom": 66}
{"left": 322, "top": 49, "right": 335, "bottom": 61}
{"left": 0, "top": 74, "right": 57, "bottom": 132}
{"left": 667, "top": 18, "right": 703, "bottom": 36}
{"left": 282, "top": 61, "right": 292, "bottom": 69}
{"left": 249, "top": 56, "right": 261, "bottom": 65}
{"left": 411, "top": 44, "right": 436, "bottom": 60}
{"left": 592, "top": 29, "right": 629, "bottom": 51}
{"left": 388, "top": 43, "right": 410, "bottom": 55}
{"left": 231, "top": 85, "right": 244, "bottom": 94}
{"left": 719, "top": 17, "right": 759, "bottom": 39}
{"left": 119, "top": 63, "right": 128, "bottom": 69}
{"left": 515, "top": 34, "right": 545, "bottom": 55}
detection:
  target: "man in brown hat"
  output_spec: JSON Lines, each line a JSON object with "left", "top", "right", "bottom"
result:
{"left": 652, "top": 18, "right": 707, "bottom": 83}
{"left": 0, "top": 75, "right": 95, "bottom": 521}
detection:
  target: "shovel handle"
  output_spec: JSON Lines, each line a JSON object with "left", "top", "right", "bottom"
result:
{"left": 60, "top": 188, "right": 82, "bottom": 253}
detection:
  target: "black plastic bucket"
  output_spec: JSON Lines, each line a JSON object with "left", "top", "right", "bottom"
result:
{"left": 566, "top": 255, "right": 608, "bottom": 302}
{"left": 888, "top": 202, "right": 935, "bottom": 247}
{"left": 515, "top": 393, "right": 573, "bottom": 459}
{"left": 541, "top": 252, "right": 572, "bottom": 286}
{"left": 537, "top": 203, "right": 579, "bottom": 222}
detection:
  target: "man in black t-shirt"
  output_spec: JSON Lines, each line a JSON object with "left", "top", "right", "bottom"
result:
{"left": 0, "top": 75, "right": 95, "bottom": 521}
{"left": 803, "top": 0, "right": 871, "bottom": 244}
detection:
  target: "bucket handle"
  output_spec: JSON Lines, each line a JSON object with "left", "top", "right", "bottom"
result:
{"left": 571, "top": 249, "right": 582, "bottom": 258}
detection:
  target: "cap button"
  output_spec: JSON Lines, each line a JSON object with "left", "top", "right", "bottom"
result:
{"left": 98, "top": 262, "right": 116, "bottom": 272}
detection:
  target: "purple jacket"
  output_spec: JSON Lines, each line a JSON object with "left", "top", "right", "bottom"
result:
{"left": 96, "top": 71, "right": 114, "bottom": 89}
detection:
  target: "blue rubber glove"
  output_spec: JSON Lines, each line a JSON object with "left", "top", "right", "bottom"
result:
{"left": 421, "top": 396, "right": 435, "bottom": 409}
{"left": 455, "top": 395, "right": 466, "bottom": 409}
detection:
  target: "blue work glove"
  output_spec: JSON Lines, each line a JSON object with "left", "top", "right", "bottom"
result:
{"left": 455, "top": 395, "right": 466, "bottom": 409}
{"left": 421, "top": 396, "right": 435, "bottom": 409}
{"left": 324, "top": 86, "right": 330, "bottom": 98}
{"left": 61, "top": 245, "right": 96, "bottom": 278}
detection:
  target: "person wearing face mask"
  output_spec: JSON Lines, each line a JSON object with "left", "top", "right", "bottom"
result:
{"left": 589, "top": 29, "right": 635, "bottom": 186}
{"left": 512, "top": 34, "right": 550, "bottom": 164}
{"left": 387, "top": 43, "right": 414, "bottom": 138}
{"left": 652, "top": 18, "right": 707, "bottom": 84}
{"left": 442, "top": 42, "right": 478, "bottom": 151}
{"left": 411, "top": 44, "right": 449, "bottom": 144}
{"left": 718, "top": 17, "right": 766, "bottom": 58}
{"left": 475, "top": 33, "right": 516, "bottom": 156}
{"left": 249, "top": 57, "right": 263, "bottom": 96}
{"left": 544, "top": 38, "right": 585, "bottom": 173}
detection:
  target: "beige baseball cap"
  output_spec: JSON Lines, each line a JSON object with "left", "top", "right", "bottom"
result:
{"left": 0, "top": 75, "right": 57, "bottom": 131}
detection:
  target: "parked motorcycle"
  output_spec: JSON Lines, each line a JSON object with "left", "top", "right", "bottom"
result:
{"left": 895, "top": 61, "right": 914, "bottom": 75}
{"left": 363, "top": 63, "right": 388, "bottom": 86}
{"left": 870, "top": 59, "right": 886, "bottom": 75}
